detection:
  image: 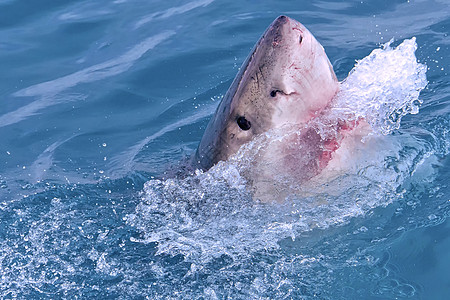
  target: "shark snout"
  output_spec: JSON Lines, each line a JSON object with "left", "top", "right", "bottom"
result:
{"left": 275, "top": 15, "right": 288, "bottom": 23}
{"left": 266, "top": 16, "right": 291, "bottom": 46}
{"left": 267, "top": 15, "right": 304, "bottom": 47}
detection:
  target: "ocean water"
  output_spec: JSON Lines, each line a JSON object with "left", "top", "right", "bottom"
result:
{"left": 1, "top": 0, "right": 449, "bottom": 298}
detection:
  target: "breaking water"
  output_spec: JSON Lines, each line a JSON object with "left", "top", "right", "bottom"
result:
{"left": 129, "top": 38, "right": 433, "bottom": 297}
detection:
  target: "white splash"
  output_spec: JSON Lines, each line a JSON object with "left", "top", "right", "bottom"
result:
{"left": 129, "top": 38, "right": 429, "bottom": 265}
{"left": 332, "top": 38, "right": 428, "bottom": 135}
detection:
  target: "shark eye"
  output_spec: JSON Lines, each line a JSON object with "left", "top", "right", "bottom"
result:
{"left": 237, "top": 116, "right": 251, "bottom": 131}
{"left": 299, "top": 35, "right": 303, "bottom": 44}
{"left": 270, "top": 89, "right": 283, "bottom": 97}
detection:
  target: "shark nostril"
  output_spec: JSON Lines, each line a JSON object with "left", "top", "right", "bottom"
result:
{"left": 299, "top": 35, "right": 303, "bottom": 44}
{"left": 237, "top": 116, "right": 251, "bottom": 130}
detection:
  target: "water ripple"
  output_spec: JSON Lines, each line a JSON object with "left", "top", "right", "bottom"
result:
{"left": 0, "top": 31, "right": 175, "bottom": 128}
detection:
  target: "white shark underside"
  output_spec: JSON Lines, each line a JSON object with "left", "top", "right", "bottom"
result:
{"left": 194, "top": 16, "right": 370, "bottom": 201}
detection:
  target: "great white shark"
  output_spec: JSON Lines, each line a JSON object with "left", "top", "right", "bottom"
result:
{"left": 194, "top": 16, "right": 369, "bottom": 200}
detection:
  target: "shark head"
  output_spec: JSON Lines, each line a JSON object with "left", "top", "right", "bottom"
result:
{"left": 195, "top": 16, "right": 339, "bottom": 170}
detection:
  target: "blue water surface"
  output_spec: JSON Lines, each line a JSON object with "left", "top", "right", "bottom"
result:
{"left": 1, "top": 0, "right": 449, "bottom": 298}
